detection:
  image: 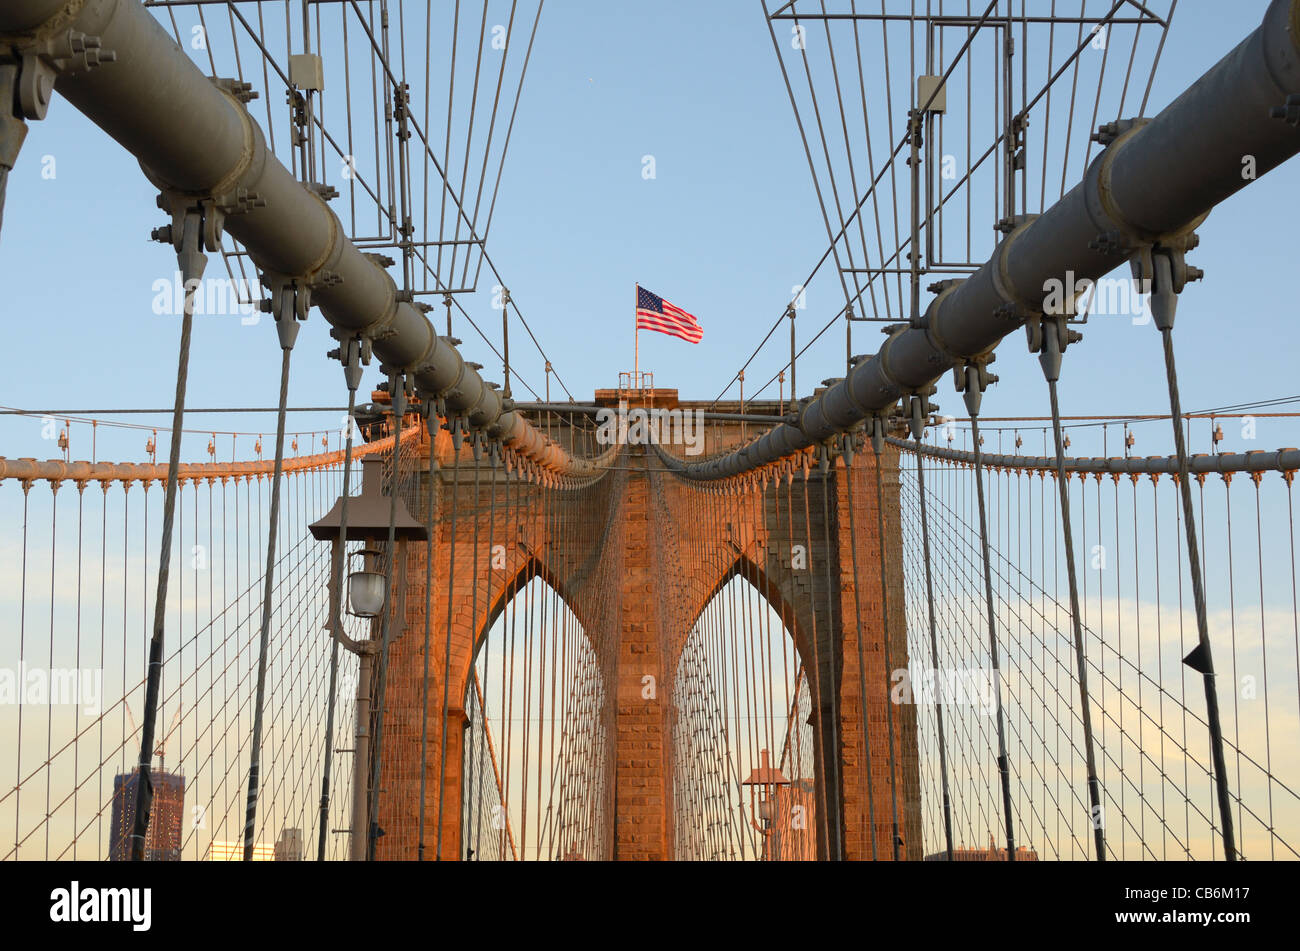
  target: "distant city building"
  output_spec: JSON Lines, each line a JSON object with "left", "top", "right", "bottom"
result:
{"left": 275, "top": 827, "right": 304, "bottom": 861}
{"left": 925, "top": 835, "right": 1039, "bottom": 861}
{"left": 108, "top": 768, "right": 185, "bottom": 861}
{"left": 210, "top": 840, "right": 275, "bottom": 861}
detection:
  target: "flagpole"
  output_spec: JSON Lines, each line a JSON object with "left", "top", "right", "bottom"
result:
{"left": 634, "top": 283, "right": 640, "bottom": 393}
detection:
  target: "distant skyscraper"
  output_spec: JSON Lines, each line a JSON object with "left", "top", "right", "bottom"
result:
{"left": 275, "top": 827, "right": 304, "bottom": 861}
{"left": 209, "top": 840, "right": 275, "bottom": 861}
{"left": 108, "top": 768, "right": 185, "bottom": 861}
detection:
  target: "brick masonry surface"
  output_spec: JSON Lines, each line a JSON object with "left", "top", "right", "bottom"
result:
{"left": 366, "top": 397, "right": 919, "bottom": 861}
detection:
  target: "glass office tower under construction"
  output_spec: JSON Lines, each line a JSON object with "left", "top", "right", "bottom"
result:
{"left": 108, "top": 769, "right": 185, "bottom": 861}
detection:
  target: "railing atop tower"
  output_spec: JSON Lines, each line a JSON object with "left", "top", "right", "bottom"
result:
{"left": 618, "top": 372, "right": 656, "bottom": 408}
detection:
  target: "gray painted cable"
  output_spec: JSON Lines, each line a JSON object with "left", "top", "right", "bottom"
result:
{"left": 365, "top": 376, "right": 406, "bottom": 860}
{"left": 129, "top": 244, "right": 199, "bottom": 862}
{"left": 316, "top": 349, "right": 361, "bottom": 862}
{"left": 914, "top": 430, "right": 955, "bottom": 861}
{"left": 1046, "top": 378, "right": 1106, "bottom": 861}
{"left": 1159, "top": 322, "right": 1237, "bottom": 861}
{"left": 416, "top": 413, "right": 439, "bottom": 861}
{"left": 243, "top": 341, "right": 295, "bottom": 860}
{"left": 842, "top": 446, "right": 881, "bottom": 860}
{"left": 969, "top": 411, "right": 1019, "bottom": 860}
{"left": 434, "top": 427, "right": 464, "bottom": 860}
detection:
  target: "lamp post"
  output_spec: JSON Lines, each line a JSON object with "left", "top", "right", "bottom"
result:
{"left": 310, "top": 455, "right": 428, "bottom": 861}
{"left": 741, "top": 748, "right": 790, "bottom": 860}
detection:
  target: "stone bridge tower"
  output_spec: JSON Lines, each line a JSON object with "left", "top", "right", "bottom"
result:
{"left": 361, "top": 387, "right": 921, "bottom": 861}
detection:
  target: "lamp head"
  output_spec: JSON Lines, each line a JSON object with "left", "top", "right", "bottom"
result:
{"left": 347, "top": 546, "right": 387, "bottom": 618}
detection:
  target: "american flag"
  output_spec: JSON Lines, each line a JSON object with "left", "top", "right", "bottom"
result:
{"left": 636, "top": 285, "right": 703, "bottom": 344}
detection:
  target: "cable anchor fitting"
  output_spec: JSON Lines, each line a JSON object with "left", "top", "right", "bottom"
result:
{"left": 1025, "top": 313, "right": 1081, "bottom": 384}
{"left": 327, "top": 336, "right": 364, "bottom": 393}
{"left": 260, "top": 272, "right": 311, "bottom": 351}
{"left": 954, "top": 354, "right": 999, "bottom": 419}
{"left": 149, "top": 197, "right": 211, "bottom": 307}
{"left": 906, "top": 388, "right": 939, "bottom": 442}
{"left": 1133, "top": 236, "right": 1203, "bottom": 334}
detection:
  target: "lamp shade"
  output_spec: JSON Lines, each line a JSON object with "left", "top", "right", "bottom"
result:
{"left": 347, "top": 569, "right": 387, "bottom": 618}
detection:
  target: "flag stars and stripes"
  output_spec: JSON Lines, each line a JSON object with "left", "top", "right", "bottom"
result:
{"left": 636, "top": 285, "right": 704, "bottom": 344}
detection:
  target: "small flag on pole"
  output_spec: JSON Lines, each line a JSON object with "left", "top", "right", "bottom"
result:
{"left": 636, "top": 285, "right": 703, "bottom": 344}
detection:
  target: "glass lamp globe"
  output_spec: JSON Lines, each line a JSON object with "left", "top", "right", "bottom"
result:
{"left": 347, "top": 547, "right": 388, "bottom": 618}
{"left": 347, "top": 569, "right": 386, "bottom": 618}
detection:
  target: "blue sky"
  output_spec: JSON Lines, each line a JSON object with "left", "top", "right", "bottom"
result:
{"left": 2, "top": 1, "right": 1298, "bottom": 862}
{"left": 0, "top": 0, "right": 1297, "bottom": 463}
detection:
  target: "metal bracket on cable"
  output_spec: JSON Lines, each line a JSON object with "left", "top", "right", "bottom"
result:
{"left": 3, "top": 27, "right": 115, "bottom": 121}
{"left": 150, "top": 189, "right": 224, "bottom": 270}
{"left": 906, "top": 387, "right": 940, "bottom": 442}
{"left": 869, "top": 414, "right": 887, "bottom": 456}
{"left": 954, "top": 353, "right": 998, "bottom": 418}
{"left": 838, "top": 419, "right": 865, "bottom": 461}
{"left": 375, "top": 371, "right": 413, "bottom": 434}
{"left": 1024, "top": 312, "right": 1082, "bottom": 384}
{"left": 815, "top": 442, "right": 832, "bottom": 477}
{"left": 327, "top": 336, "right": 365, "bottom": 392}
{"left": 287, "top": 84, "right": 308, "bottom": 149}
{"left": 445, "top": 413, "right": 467, "bottom": 452}
{"left": 0, "top": 62, "right": 27, "bottom": 239}
{"left": 1136, "top": 236, "right": 1205, "bottom": 331}
{"left": 261, "top": 273, "right": 310, "bottom": 351}
{"left": 331, "top": 314, "right": 376, "bottom": 372}
{"left": 151, "top": 197, "right": 208, "bottom": 296}
{"left": 415, "top": 393, "right": 433, "bottom": 425}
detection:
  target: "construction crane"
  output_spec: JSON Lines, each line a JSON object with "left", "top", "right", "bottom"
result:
{"left": 123, "top": 703, "right": 182, "bottom": 774}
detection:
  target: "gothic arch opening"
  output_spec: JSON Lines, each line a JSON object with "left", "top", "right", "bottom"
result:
{"left": 460, "top": 572, "right": 611, "bottom": 861}
{"left": 671, "top": 568, "right": 818, "bottom": 861}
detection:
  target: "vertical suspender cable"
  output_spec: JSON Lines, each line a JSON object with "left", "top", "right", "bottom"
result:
{"left": 243, "top": 292, "right": 300, "bottom": 860}
{"left": 817, "top": 451, "right": 845, "bottom": 860}
{"left": 1036, "top": 318, "right": 1105, "bottom": 861}
{"left": 366, "top": 374, "right": 406, "bottom": 860}
{"left": 961, "top": 368, "right": 1018, "bottom": 861}
{"left": 909, "top": 398, "right": 955, "bottom": 861}
{"left": 434, "top": 421, "right": 465, "bottom": 860}
{"left": 475, "top": 442, "right": 499, "bottom": 860}
{"left": 131, "top": 210, "right": 205, "bottom": 862}
{"left": 884, "top": 435, "right": 918, "bottom": 859}
{"left": 798, "top": 463, "right": 836, "bottom": 860}
{"left": 783, "top": 465, "right": 832, "bottom": 856}
{"left": 416, "top": 400, "right": 440, "bottom": 860}
{"left": 866, "top": 426, "right": 904, "bottom": 860}
{"left": 317, "top": 337, "right": 363, "bottom": 861}
{"left": 1149, "top": 255, "right": 1236, "bottom": 861}
{"left": 842, "top": 437, "right": 884, "bottom": 860}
